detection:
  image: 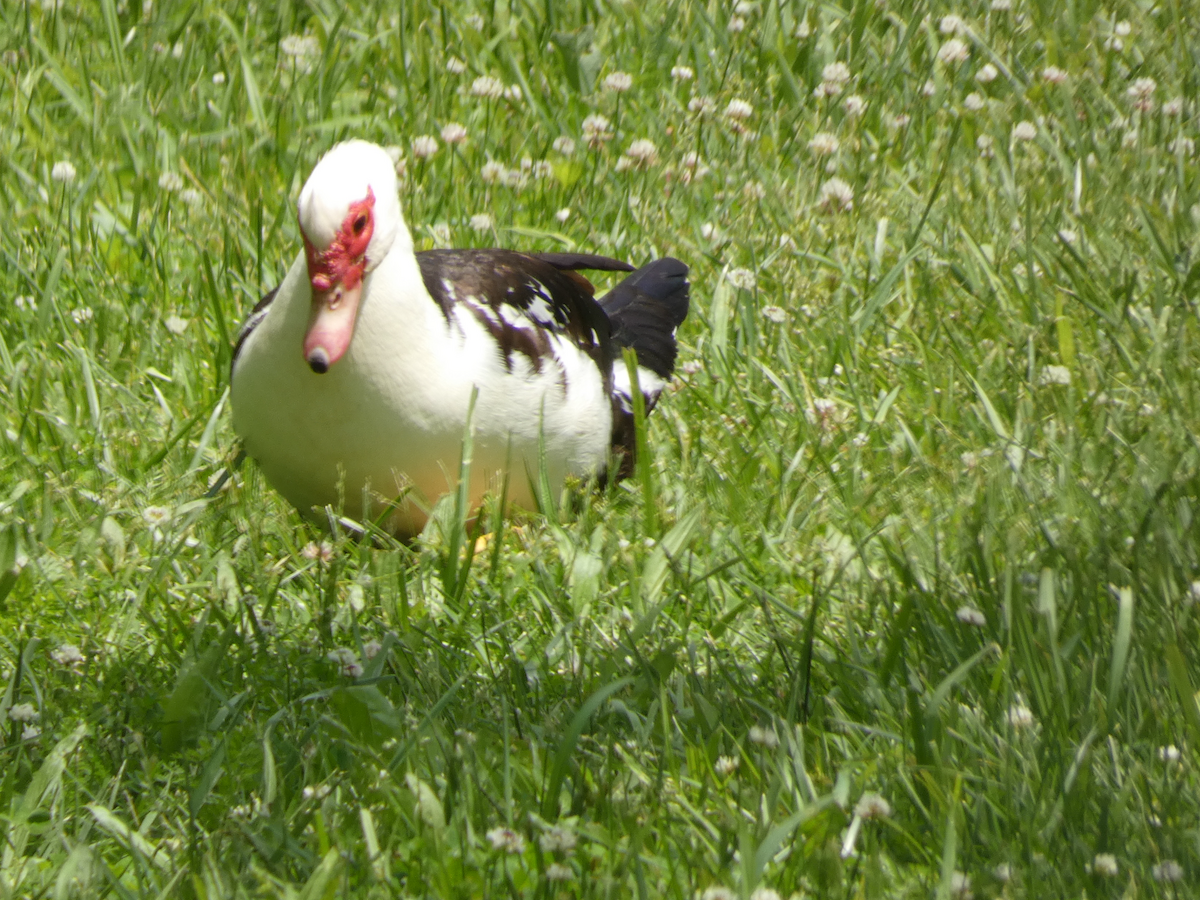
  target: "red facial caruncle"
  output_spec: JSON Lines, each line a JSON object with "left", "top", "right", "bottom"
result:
{"left": 303, "top": 187, "right": 376, "bottom": 294}
{"left": 301, "top": 188, "right": 376, "bottom": 374}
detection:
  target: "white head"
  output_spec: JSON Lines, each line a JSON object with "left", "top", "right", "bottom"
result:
{"left": 296, "top": 140, "right": 411, "bottom": 373}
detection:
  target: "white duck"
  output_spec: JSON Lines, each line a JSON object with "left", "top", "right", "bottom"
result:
{"left": 231, "top": 140, "right": 688, "bottom": 538}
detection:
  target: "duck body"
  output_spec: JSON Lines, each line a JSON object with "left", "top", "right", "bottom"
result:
{"left": 230, "top": 141, "right": 688, "bottom": 538}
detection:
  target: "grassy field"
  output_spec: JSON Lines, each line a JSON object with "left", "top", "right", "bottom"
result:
{"left": 2, "top": 0, "right": 1200, "bottom": 896}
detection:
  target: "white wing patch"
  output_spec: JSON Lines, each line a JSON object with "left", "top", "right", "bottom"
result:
{"left": 522, "top": 280, "right": 557, "bottom": 327}
{"left": 611, "top": 364, "right": 666, "bottom": 407}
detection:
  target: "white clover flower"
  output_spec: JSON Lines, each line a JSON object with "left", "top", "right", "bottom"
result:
{"left": 728, "top": 15, "right": 746, "bottom": 33}
{"left": 810, "top": 398, "right": 844, "bottom": 431}
{"left": 1012, "top": 120, "right": 1037, "bottom": 141}
{"left": 51, "top": 644, "right": 85, "bottom": 666}
{"left": 142, "top": 505, "right": 171, "bottom": 526}
{"left": 7, "top": 703, "right": 38, "bottom": 723}
{"left": 555, "top": 208, "right": 571, "bottom": 223}
{"left": 1159, "top": 744, "right": 1182, "bottom": 763}
{"left": 670, "top": 65, "right": 694, "bottom": 81}
{"left": 991, "top": 0, "right": 1012, "bottom": 9}
{"left": 678, "top": 151, "right": 711, "bottom": 183}
{"left": 301, "top": 540, "right": 333, "bottom": 562}
{"left": 854, "top": 792, "right": 891, "bottom": 819}
{"left": 1187, "top": 581, "right": 1200, "bottom": 605}
{"left": 363, "top": 639, "right": 383, "bottom": 659}
{"left": 212, "top": 71, "right": 226, "bottom": 84}
{"left": 808, "top": 132, "right": 839, "bottom": 155}
{"left": 749, "top": 889, "right": 780, "bottom": 900}
{"left": 761, "top": 305, "right": 787, "bottom": 323}
{"left": 279, "top": 34, "right": 319, "bottom": 73}
{"left": 976, "top": 63, "right": 999, "bottom": 83}
{"left": 1127, "top": 77, "right": 1157, "bottom": 112}
{"left": 1152, "top": 860, "right": 1183, "bottom": 882}
{"left": 1006, "top": 701, "right": 1035, "bottom": 729}
{"left": 171, "top": 41, "right": 183, "bottom": 59}
{"left": 445, "top": 56, "right": 466, "bottom": 74}
{"left": 726, "top": 268, "right": 757, "bottom": 291}
{"left": 480, "top": 161, "right": 507, "bottom": 183}
{"left": 700, "top": 888, "right": 736, "bottom": 900}
{"left": 937, "top": 38, "right": 970, "bottom": 65}
{"left": 469, "top": 213, "right": 494, "bottom": 232}
{"left": 539, "top": 825, "right": 577, "bottom": 853}
{"left": 623, "top": 139, "right": 658, "bottom": 167}
{"left": 582, "top": 114, "right": 613, "bottom": 146}
{"left": 158, "top": 171, "right": 183, "bottom": 191}
{"left": 164, "top": 315, "right": 189, "bottom": 334}
{"left": 440, "top": 123, "right": 467, "bottom": 145}
{"left": 748, "top": 725, "right": 779, "bottom": 748}
{"left": 700, "top": 222, "right": 717, "bottom": 240}
{"left": 13, "top": 295, "right": 36, "bottom": 312}
{"left": 949, "top": 872, "right": 972, "bottom": 898}
{"left": 795, "top": 19, "right": 811, "bottom": 38}
{"left": 503, "top": 83, "right": 522, "bottom": 102}
{"left": 963, "top": 92, "right": 985, "bottom": 111}
{"left": 843, "top": 94, "right": 867, "bottom": 117}
{"left": 327, "top": 647, "right": 362, "bottom": 678}
{"left": 818, "top": 177, "right": 854, "bottom": 212}
{"left": 180, "top": 188, "right": 203, "bottom": 207}
{"left": 22, "top": 724, "right": 40, "bottom": 740}
{"left": 71, "top": 307, "right": 94, "bottom": 324}
{"left": 688, "top": 95, "right": 716, "bottom": 115}
{"left": 470, "top": 75, "right": 505, "bottom": 99}
{"left": 411, "top": 135, "right": 439, "bottom": 159}
{"left": 1092, "top": 853, "right": 1118, "bottom": 876}
{"left": 1043, "top": 66, "right": 1067, "bottom": 84}
{"left": 486, "top": 827, "right": 526, "bottom": 853}
{"left": 1163, "top": 97, "right": 1184, "bottom": 116}
{"left": 822, "top": 61, "right": 851, "bottom": 85}
{"left": 51, "top": 161, "right": 77, "bottom": 183}
{"left": 724, "top": 98, "right": 753, "bottom": 121}
{"left": 994, "top": 863, "right": 1012, "bottom": 882}
{"left": 552, "top": 136, "right": 575, "bottom": 155}
{"left": 464, "top": 12, "right": 484, "bottom": 30}
{"left": 714, "top": 755, "right": 739, "bottom": 777}
{"left": 1114, "top": 20, "right": 1132, "bottom": 36}
{"left": 921, "top": 79, "right": 937, "bottom": 97}
{"left": 546, "top": 863, "right": 573, "bottom": 881}
{"left": 602, "top": 71, "right": 632, "bottom": 92}
{"left": 1039, "top": 365, "right": 1071, "bottom": 386}
{"left": 940, "top": 14, "right": 966, "bottom": 33}
{"left": 956, "top": 606, "right": 986, "bottom": 626}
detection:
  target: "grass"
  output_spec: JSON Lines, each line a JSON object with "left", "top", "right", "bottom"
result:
{"left": 2, "top": 0, "right": 1200, "bottom": 896}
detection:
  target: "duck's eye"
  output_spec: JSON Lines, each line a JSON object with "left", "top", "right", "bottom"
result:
{"left": 352, "top": 214, "right": 368, "bottom": 236}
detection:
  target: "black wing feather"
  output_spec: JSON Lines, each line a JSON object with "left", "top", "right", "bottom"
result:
{"left": 231, "top": 285, "right": 279, "bottom": 372}
{"left": 416, "top": 249, "right": 615, "bottom": 376}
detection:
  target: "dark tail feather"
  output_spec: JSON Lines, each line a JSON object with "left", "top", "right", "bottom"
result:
{"left": 599, "top": 257, "right": 690, "bottom": 377}
{"left": 600, "top": 258, "right": 689, "bottom": 483}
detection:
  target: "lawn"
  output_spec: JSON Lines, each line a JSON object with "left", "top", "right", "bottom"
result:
{"left": 2, "top": 0, "right": 1199, "bottom": 896}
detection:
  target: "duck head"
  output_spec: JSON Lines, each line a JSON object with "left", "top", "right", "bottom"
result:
{"left": 296, "top": 140, "right": 409, "bottom": 373}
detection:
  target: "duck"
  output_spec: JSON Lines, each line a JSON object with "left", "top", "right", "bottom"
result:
{"left": 230, "top": 140, "right": 689, "bottom": 538}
